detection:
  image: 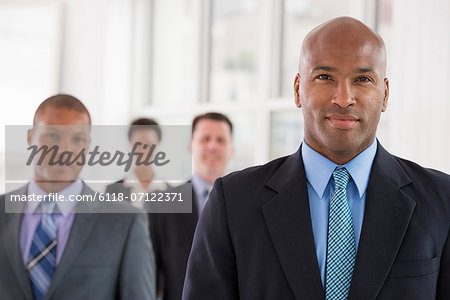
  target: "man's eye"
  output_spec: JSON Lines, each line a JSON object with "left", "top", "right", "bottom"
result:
{"left": 47, "top": 133, "right": 58, "bottom": 139}
{"left": 317, "top": 74, "right": 331, "bottom": 80}
{"left": 357, "top": 76, "right": 372, "bottom": 82}
{"left": 73, "top": 137, "right": 86, "bottom": 144}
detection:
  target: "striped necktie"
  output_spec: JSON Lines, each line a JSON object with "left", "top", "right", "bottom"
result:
{"left": 27, "top": 199, "right": 58, "bottom": 300}
{"left": 325, "top": 167, "right": 355, "bottom": 300}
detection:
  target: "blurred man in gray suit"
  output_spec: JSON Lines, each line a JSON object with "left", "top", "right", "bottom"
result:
{"left": 0, "top": 94, "right": 156, "bottom": 300}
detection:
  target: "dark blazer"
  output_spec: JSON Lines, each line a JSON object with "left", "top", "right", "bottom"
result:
{"left": 105, "top": 179, "right": 172, "bottom": 203}
{"left": 149, "top": 181, "right": 199, "bottom": 300}
{"left": 105, "top": 179, "right": 133, "bottom": 197}
{"left": 182, "top": 142, "right": 450, "bottom": 300}
{"left": 0, "top": 183, "right": 156, "bottom": 300}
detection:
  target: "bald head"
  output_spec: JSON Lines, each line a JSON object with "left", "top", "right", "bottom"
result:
{"left": 293, "top": 16, "right": 390, "bottom": 165}
{"left": 33, "top": 94, "right": 91, "bottom": 126}
{"left": 299, "top": 17, "right": 386, "bottom": 77}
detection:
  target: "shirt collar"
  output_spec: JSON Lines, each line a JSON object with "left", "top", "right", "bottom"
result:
{"left": 302, "top": 139, "right": 377, "bottom": 198}
{"left": 191, "top": 174, "right": 212, "bottom": 196}
{"left": 26, "top": 179, "right": 82, "bottom": 216}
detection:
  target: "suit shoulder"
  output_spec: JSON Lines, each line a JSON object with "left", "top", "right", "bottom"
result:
{"left": 215, "top": 155, "right": 292, "bottom": 207}
{"left": 165, "top": 181, "right": 192, "bottom": 193}
{"left": 394, "top": 156, "right": 450, "bottom": 188}
{"left": 0, "top": 194, "right": 4, "bottom": 214}
{"left": 221, "top": 155, "right": 289, "bottom": 187}
{"left": 393, "top": 156, "right": 450, "bottom": 213}
{"left": 105, "top": 179, "right": 126, "bottom": 193}
{"left": 112, "top": 201, "right": 144, "bottom": 214}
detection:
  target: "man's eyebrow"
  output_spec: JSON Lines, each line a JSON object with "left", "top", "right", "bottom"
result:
{"left": 355, "top": 67, "right": 376, "bottom": 74}
{"left": 312, "top": 66, "right": 337, "bottom": 72}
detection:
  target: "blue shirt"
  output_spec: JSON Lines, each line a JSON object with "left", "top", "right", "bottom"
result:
{"left": 191, "top": 174, "right": 212, "bottom": 215}
{"left": 301, "top": 139, "right": 377, "bottom": 286}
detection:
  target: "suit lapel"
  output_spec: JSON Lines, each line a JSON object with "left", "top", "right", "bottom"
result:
{"left": 45, "top": 184, "right": 99, "bottom": 299}
{"left": 2, "top": 186, "right": 34, "bottom": 300}
{"left": 348, "top": 144, "right": 415, "bottom": 300}
{"left": 262, "top": 149, "right": 325, "bottom": 300}
{"left": 179, "top": 182, "right": 199, "bottom": 241}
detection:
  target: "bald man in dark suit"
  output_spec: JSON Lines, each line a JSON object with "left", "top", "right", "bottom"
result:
{"left": 182, "top": 17, "right": 449, "bottom": 300}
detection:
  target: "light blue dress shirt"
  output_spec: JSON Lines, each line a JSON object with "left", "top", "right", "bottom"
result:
{"left": 301, "top": 139, "right": 377, "bottom": 286}
{"left": 191, "top": 174, "right": 212, "bottom": 215}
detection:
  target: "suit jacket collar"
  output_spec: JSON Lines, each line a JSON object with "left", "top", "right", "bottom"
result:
{"left": 348, "top": 142, "right": 415, "bottom": 300}
{"left": 262, "top": 141, "right": 416, "bottom": 300}
{"left": 263, "top": 146, "right": 325, "bottom": 300}
{"left": 45, "top": 183, "right": 99, "bottom": 299}
{"left": 2, "top": 185, "right": 33, "bottom": 300}
{"left": 186, "top": 179, "right": 199, "bottom": 223}
{"left": 184, "top": 188, "right": 199, "bottom": 239}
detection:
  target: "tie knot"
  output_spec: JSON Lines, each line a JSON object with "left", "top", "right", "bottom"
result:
{"left": 333, "top": 167, "right": 350, "bottom": 189}
{"left": 41, "top": 197, "right": 56, "bottom": 214}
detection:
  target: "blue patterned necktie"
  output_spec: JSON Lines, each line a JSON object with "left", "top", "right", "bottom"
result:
{"left": 325, "top": 167, "right": 355, "bottom": 300}
{"left": 27, "top": 199, "right": 58, "bottom": 300}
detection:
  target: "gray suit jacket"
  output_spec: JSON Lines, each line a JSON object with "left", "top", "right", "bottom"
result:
{"left": 0, "top": 183, "right": 156, "bottom": 300}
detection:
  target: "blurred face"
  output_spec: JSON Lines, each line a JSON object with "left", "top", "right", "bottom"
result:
{"left": 294, "top": 22, "right": 389, "bottom": 164}
{"left": 27, "top": 107, "right": 91, "bottom": 191}
{"left": 130, "top": 128, "right": 160, "bottom": 173}
{"left": 191, "top": 119, "right": 234, "bottom": 183}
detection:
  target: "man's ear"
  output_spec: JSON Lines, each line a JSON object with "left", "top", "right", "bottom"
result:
{"left": 27, "top": 128, "right": 33, "bottom": 146}
{"left": 382, "top": 78, "right": 389, "bottom": 112}
{"left": 230, "top": 144, "right": 235, "bottom": 157}
{"left": 294, "top": 73, "right": 301, "bottom": 108}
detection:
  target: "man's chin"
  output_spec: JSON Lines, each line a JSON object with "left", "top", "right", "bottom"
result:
{"left": 323, "top": 136, "right": 370, "bottom": 155}
{"left": 37, "top": 171, "right": 79, "bottom": 184}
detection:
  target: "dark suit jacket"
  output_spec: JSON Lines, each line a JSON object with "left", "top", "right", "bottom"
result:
{"left": 105, "top": 179, "right": 133, "bottom": 197}
{"left": 149, "top": 181, "right": 199, "bottom": 300}
{"left": 182, "top": 143, "right": 450, "bottom": 300}
{"left": 105, "top": 179, "right": 172, "bottom": 204}
{"left": 0, "top": 183, "right": 156, "bottom": 300}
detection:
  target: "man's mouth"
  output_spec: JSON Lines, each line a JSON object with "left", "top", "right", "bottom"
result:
{"left": 327, "top": 114, "right": 359, "bottom": 129}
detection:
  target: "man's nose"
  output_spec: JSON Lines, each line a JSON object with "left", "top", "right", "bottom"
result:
{"left": 206, "top": 140, "right": 219, "bottom": 151}
{"left": 331, "top": 81, "right": 356, "bottom": 108}
{"left": 58, "top": 136, "right": 76, "bottom": 152}
{"left": 57, "top": 139, "right": 70, "bottom": 153}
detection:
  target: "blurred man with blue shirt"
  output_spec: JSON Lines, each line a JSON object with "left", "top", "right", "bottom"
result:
{"left": 150, "top": 112, "right": 234, "bottom": 300}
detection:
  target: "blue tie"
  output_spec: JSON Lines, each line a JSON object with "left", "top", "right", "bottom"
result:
{"left": 27, "top": 199, "right": 58, "bottom": 300}
{"left": 325, "top": 167, "right": 355, "bottom": 300}
{"left": 198, "top": 188, "right": 210, "bottom": 214}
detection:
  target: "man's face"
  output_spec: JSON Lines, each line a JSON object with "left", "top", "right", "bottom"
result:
{"left": 294, "top": 31, "right": 389, "bottom": 162}
{"left": 28, "top": 107, "right": 91, "bottom": 186}
{"left": 191, "top": 119, "right": 234, "bottom": 183}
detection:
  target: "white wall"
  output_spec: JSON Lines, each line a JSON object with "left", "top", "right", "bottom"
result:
{"left": 61, "top": 0, "right": 136, "bottom": 125}
{"left": 385, "top": 0, "right": 450, "bottom": 172}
